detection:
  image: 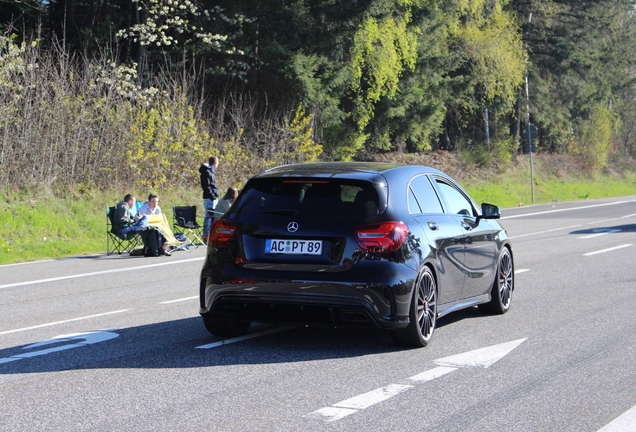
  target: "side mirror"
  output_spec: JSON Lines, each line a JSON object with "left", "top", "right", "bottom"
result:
{"left": 480, "top": 203, "right": 501, "bottom": 219}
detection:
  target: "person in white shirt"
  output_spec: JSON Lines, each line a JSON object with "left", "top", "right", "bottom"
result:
{"left": 138, "top": 193, "right": 162, "bottom": 216}
{"left": 214, "top": 187, "right": 238, "bottom": 220}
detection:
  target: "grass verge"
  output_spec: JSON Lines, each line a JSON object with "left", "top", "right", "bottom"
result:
{"left": 0, "top": 187, "right": 201, "bottom": 265}
{"left": 462, "top": 156, "right": 636, "bottom": 207}
{"left": 2, "top": 156, "right": 636, "bottom": 265}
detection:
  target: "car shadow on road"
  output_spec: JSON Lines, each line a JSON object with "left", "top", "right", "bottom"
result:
{"left": 570, "top": 223, "right": 636, "bottom": 235}
{"left": 0, "top": 305, "right": 491, "bottom": 375}
{"left": 436, "top": 306, "right": 484, "bottom": 328}
{"left": 0, "top": 317, "right": 398, "bottom": 374}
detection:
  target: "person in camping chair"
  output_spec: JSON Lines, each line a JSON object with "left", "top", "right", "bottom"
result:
{"left": 114, "top": 194, "right": 148, "bottom": 235}
{"left": 214, "top": 187, "right": 238, "bottom": 220}
{"left": 138, "top": 193, "right": 162, "bottom": 216}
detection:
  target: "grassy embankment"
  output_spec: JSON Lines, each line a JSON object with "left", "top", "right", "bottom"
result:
{"left": 1, "top": 155, "right": 635, "bottom": 265}
{"left": 0, "top": 188, "right": 202, "bottom": 265}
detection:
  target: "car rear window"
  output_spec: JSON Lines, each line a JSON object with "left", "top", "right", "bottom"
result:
{"left": 233, "top": 178, "right": 380, "bottom": 218}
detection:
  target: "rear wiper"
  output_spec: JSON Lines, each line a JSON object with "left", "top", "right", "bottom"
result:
{"left": 262, "top": 209, "right": 299, "bottom": 216}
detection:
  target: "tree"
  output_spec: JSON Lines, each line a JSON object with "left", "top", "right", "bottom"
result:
{"left": 0, "top": 0, "right": 46, "bottom": 37}
{"left": 362, "top": 1, "right": 452, "bottom": 153}
{"left": 514, "top": 0, "right": 636, "bottom": 153}
{"left": 438, "top": 0, "right": 526, "bottom": 152}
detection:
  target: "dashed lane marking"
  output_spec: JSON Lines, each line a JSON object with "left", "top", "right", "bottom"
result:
{"left": 583, "top": 244, "right": 633, "bottom": 256}
{"left": 195, "top": 325, "right": 296, "bottom": 349}
{"left": 0, "top": 257, "right": 204, "bottom": 290}
{"left": 0, "top": 310, "right": 130, "bottom": 336}
{"left": 160, "top": 296, "right": 198, "bottom": 304}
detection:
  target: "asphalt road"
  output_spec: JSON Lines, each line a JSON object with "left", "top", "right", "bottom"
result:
{"left": 1, "top": 196, "right": 636, "bottom": 432}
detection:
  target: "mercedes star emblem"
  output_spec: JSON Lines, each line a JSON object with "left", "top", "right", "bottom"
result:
{"left": 287, "top": 222, "right": 299, "bottom": 232}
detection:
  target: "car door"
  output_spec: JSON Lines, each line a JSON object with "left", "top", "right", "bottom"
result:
{"left": 433, "top": 178, "right": 498, "bottom": 300}
{"left": 408, "top": 174, "right": 465, "bottom": 305}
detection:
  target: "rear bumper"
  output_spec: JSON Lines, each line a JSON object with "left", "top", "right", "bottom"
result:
{"left": 199, "top": 280, "right": 412, "bottom": 329}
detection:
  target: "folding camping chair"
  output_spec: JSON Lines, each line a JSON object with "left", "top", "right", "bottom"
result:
{"left": 172, "top": 206, "right": 204, "bottom": 247}
{"left": 106, "top": 205, "right": 142, "bottom": 255}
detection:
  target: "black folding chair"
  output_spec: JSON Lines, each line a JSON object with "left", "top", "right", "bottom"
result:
{"left": 106, "top": 205, "right": 142, "bottom": 255}
{"left": 172, "top": 206, "right": 204, "bottom": 247}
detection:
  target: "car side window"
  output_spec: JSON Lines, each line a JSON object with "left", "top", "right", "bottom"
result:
{"left": 409, "top": 175, "right": 443, "bottom": 214}
{"left": 408, "top": 188, "right": 421, "bottom": 213}
{"left": 436, "top": 180, "right": 474, "bottom": 216}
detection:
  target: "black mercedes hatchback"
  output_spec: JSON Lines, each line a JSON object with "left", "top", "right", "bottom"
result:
{"left": 199, "top": 162, "right": 514, "bottom": 347}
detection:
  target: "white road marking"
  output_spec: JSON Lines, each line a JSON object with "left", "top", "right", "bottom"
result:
{"left": 507, "top": 209, "right": 636, "bottom": 240}
{"left": 579, "top": 233, "right": 611, "bottom": 239}
{"left": 308, "top": 407, "right": 358, "bottom": 422}
{"left": 509, "top": 224, "right": 583, "bottom": 239}
{"left": 0, "top": 309, "right": 129, "bottom": 336}
{"left": 0, "top": 259, "right": 56, "bottom": 268}
{"left": 0, "top": 257, "right": 204, "bottom": 290}
{"left": 333, "top": 384, "right": 414, "bottom": 410}
{"left": 515, "top": 269, "right": 530, "bottom": 274}
{"left": 0, "top": 330, "right": 119, "bottom": 364}
{"left": 434, "top": 338, "right": 527, "bottom": 369}
{"left": 597, "top": 405, "right": 636, "bottom": 431}
{"left": 309, "top": 384, "right": 415, "bottom": 422}
{"left": 578, "top": 228, "right": 622, "bottom": 239}
{"left": 308, "top": 339, "right": 527, "bottom": 422}
{"left": 160, "top": 296, "right": 198, "bottom": 304}
{"left": 408, "top": 366, "right": 457, "bottom": 382}
{"left": 195, "top": 325, "right": 296, "bottom": 349}
{"left": 583, "top": 244, "right": 633, "bottom": 256}
{"left": 502, "top": 200, "right": 635, "bottom": 220}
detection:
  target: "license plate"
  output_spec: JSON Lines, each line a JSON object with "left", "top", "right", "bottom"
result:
{"left": 265, "top": 239, "right": 323, "bottom": 255}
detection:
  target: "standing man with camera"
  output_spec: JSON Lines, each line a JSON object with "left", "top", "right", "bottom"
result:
{"left": 199, "top": 156, "right": 219, "bottom": 243}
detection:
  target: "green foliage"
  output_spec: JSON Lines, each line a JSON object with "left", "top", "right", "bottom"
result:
{"left": 288, "top": 52, "right": 348, "bottom": 129}
{"left": 364, "top": 2, "right": 453, "bottom": 152}
{"left": 461, "top": 136, "right": 517, "bottom": 169}
{"left": 126, "top": 96, "right": 213, "bottom": 188}
{"left": 439, "top": 0, "right": 526, "bottom": 153}
{"left": 322, "top": 124, "right": 370, "bottom": 162}
{"left": 263, "top": 104, "right": 323, "bottom": 166}
{"left": 350, "top": 11, "right": 418, "bottom": 131}
{"left": 614, "top": 89, "right": 636, "bottom": 157}
{"left": 352, "top": 0, "right": 526, "bottom": 155}
{"left": 5, "top": 0, "right": 636, "bottom": 178}
{"left": 462, "top": 155, "right": 636, "bottom": 208}
{"left": 521, "top": 0, "right": 636, "bottom": 155}
{"left": 0, "top": 186, "right": 202, "bottom": 265}
{"left": 459, "top": 4, "right": 526, "bottom": 106}
{"left": 4, "top": 155, "right": 636, "bottom": 265}
{"left": 0, "top": 38, "right": 249, "bottom": 190}
{"left": 283, "top": 105, "right": 323, "bottom": 163}
{"left": 569, "top": 103, "right": 619, "bottom": 172}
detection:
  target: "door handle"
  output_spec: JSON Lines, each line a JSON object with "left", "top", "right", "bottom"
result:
{"left": 426, "top": 221, "right": 439, "bottom": 231}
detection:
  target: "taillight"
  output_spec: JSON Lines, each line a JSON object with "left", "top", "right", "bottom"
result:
{"left": 209, "top": 219, "right": 237, "bottom": 248}
{"left": 355, "top": 222, "right": 408, "bottom": 253}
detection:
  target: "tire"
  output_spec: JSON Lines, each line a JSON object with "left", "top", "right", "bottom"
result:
{"left": 202, "top": 313, "right": 251, "bottom": 337}
{"left": 479, "top": 246, "right": 514, "bottom": 315}
{"left": 391, "top": 266, "right": 437, "bottom": 348}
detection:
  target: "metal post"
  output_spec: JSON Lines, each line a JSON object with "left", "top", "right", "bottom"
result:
{"left": 485, "top": 107, "right": 491, "bottom": 151}
{"left": 525, "top": 77, "right": 535, "bottom": 204}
